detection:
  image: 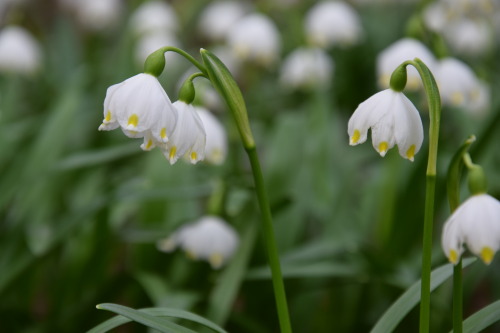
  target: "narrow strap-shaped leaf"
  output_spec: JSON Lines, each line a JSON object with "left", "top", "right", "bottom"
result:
{"left": 88, "top": 305, "right": 228, "bottom": 333}
{"left": 90, "top": 303, "right": 197, "bottom": 333}
{"left": 457, "top": 300, "right": 500, "bottom": 333}
{"left": 371, "top": 258, "right": 475, "bottom": 333}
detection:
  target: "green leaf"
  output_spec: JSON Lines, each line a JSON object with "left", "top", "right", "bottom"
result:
{"left": 459, "top": 300, "right": 500, "bottom": 333}
{"left": 87, "top": 304, "right": 227, "bottom": 333}
{"left": 246, "top": 261, "right": 357, "bottom": 280}
{"left": 371, "top": 258, "right": 476, "bottom": 333}
{"left": 200, "top": 48, "right": 254, "bottom": 149}
{"left": 446, "top": 135, "right": 476, "bottom": 211}
{"left": 92, "top": 303, "right": 198, "bottom": 333}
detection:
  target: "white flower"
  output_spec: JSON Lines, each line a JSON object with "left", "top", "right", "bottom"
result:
{"left": 376, "top": 38, "right": 436, "bottom": 90}
{"left": 305, "top": 1, "right": 363, "bottom": 48}
{"left": 348, "top": 89, "right": 424, "bottom": 161}
{"left": 0, "top": 26, "right": 41, "bottom": 75}
{"left": 227, "top": 14, "right": 281, "bottom": 67}
{"left": 279, "top": 47, "right": 334, "bottom": 90}
{"left": 434, "top": 58, "right": 485, "bottom": 110}
{"left": 198, "top": 1, "right": 249, "bottom": 41}
{"left": 157, "top": 216, "right": 239, "bottom": 269}
{"left": 98, "top": 73, "right": 178, "bottom": 151}
{"left": 67, "top": 0, "right": 123, "bottom": 31}
{"left": 442, "top": 194, "right": 500, "bottom": 265}
{"left": 129, "top": 1, "right": 178, "bottom": 36}
{"left": 196, "top": 107, "right": 228, "bottom": 165}
{"left": 163, "top": 101, "right": 206, "bottom": 164}
{"left": 443, "top": 19, "right": 492, "bottom": 57}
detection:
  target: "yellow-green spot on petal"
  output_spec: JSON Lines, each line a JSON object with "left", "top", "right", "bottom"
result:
{"left": 169, "top": 146, "right": 177, "bottom": 161}
{"left": 351, "top": 130, "right": 361, "bottom": 145}
{"left": 190, "top": 151, "right": 197, "bottom": 161}
{"left": 449, "top": 249, "right": 459, "bottom": 264}
{"left": 105, "top": 110, "right": 112, "bottom": 122}
{"left": 451, "top": 92, "right": 464, "bottom": 106}
{"left": 480, "top": 247, "right": 495, "bottom": 264}
{"left": 160, "top": 128, "right": 167, "bottom": 140}
{"left": 145, "top": 139, "right": 153, "bottom": 150}
{"left": 186, "top": 250, "right": 197, "bottom": 260}
{"left": 127, "top": 114, "right": 139, "bottom": 128}
{"left": 406, "top": 145, "right": 416, "bottom": 161}
{"left": 209, "top": 253, "right": 223, "bottom": 269}
{"left": 378, "top": 141, "right": 388, "bottom": 155}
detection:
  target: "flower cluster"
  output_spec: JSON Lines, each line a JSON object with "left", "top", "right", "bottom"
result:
{"left": 157, "top": 216, "right": 239, "bottom": 269}
{"left": 98, "top": 72, "right": 227, "bottom": 165}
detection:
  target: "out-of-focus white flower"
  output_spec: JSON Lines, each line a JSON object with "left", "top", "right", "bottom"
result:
{"left": 279, "top": 47, "right": 334, "bottom": 90}
{"left": 227, "top": 14, "right": 281, "bottom": 67}
{"left": 376, "top": 38, "right": 436, "bottom": 90}
{"left": 0, "top": 26, "right": 41, "bottom": 75}
{"left": 423, "top": 2, "right": 449, "bottom": 33}
{"left": 134, "top": 32, "right": 181, "bottom": 68}
{"left": 98, "top": 73, "right": 178, "bottom": 151}
{"left": 130, "top": 1, "right": 178, "bottom": 36}
{"left": 163, "top": 101, "right": 206, "bottom": 164}
{"left": 443, "top": 19, "right": 492, "bottom": 57}
{"left": 468, "top": 80, "right": 491, "bottom": 116}
{"left": 157, "top": 216, "right": 239, "bottom": 269}
{"left": 442, "top": 194, "right": 500, "bottom": 265}
{"left": 348, "top": 89, "right": 423, "bottom": 161}
{"left": 304, "top": 1, "right": 363, "bottom": 48}
{"left": 67, "top": 0, "right": 123, "bottom": 31}
{"left": 196, "top": 107, "right": 228, "bottom": 165}
{"left": 198, "top": 1, "right": 249, "bottom": 41}
{"left": 434, "top": 58, "right": 486, "bottom": 111}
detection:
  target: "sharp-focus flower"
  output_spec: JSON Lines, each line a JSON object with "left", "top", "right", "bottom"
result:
{"left": 157, "top": 216, "right": 239, "bottom": 269}
{"left": 279, "top": 47, "right": 334, "bottom": 90}
{"left": 348, "top": 89, "right": 424, "bottom": 161}
{"left": 376, "top": 38, "right": 436, "bottom": 90}
{"left": 196, "top": 107, "right": 228, "bottom": 165}
{"left": 129, "top": 0, "right": 178, "bottom": 36}
{"left": 305, "top": 1, "right": 363, "bottom": 48}
{"left": 98, "top": 73, "right": 178, "bottom": 151}
{"left": 0, "top": 26, "right": 41, "bottom": 75}
{"left": 442, "top": 194, "right": 500, "bottom": 265}
{"left": 227, "top": 14, "right": 281, "bottom": 67}
{"left": 163, "top": 101, "right": 206, "bottom": 164}
{"left": 198, "top": 1, "right": 249, "bottom": 41}
{"left": 434, "top": 58, "right": 487, "bottom": 111}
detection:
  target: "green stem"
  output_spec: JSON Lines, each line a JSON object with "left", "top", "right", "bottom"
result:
{"left": 246, "top": 147, "right": 292, "bottom": 333}
{"left": 402, "top": 58, "right": 441, "bottom": 333}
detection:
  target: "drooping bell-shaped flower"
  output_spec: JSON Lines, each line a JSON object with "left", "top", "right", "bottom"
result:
{"left": 0, "top": 26, "right": 41, "bottom": 75}
{"left": 434, "top": 57, "right": 485, "bottom": 110}
{"left": 348, "top": 89, "right": 424, "bottom": 161}
{"left": 162, "top": 101, "right": 206, "bottom": 164}
{"left": 227, "top": 13, "right": 281, "bottom": 67}
{"left": 98, "top": 73, "right": 178, "bottom": 151}
{"left": 376, "top": 38, "right": 436, "bottom": 90}
{"left": 279, "top": 46, "right": 334, "bottom": 90}
{"left": 196, "top": 107, "right": 228, "bottom": 165}
{"left": 442, "top": 194, "right": 500, "bottom": 265}
{"left": 304, "top": 1, "right": 363, "bottom": 48}
{"left": 157, "top": 216, "right": 239, "bottom": 269}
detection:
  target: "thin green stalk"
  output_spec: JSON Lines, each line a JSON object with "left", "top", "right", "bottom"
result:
{"left": 246, "top": 147, "right": 292, "bottom": 333}
{"left": 401, "top": 58, "right": 441, "bottom": 333}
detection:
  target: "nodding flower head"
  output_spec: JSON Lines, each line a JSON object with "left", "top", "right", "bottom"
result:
{"left": 98, "top": 73, "right": 178, "bottom": 151}
{"left": 348, "top": 89, "right": 424, "bottom": 161}
{"left": 157, "top": 216, "right": 239, "bottom": 269}
{"left": 442, "top": 194, "right": 500, "bottom": 265}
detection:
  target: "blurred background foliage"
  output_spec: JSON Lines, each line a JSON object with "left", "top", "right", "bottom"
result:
{"left": 1, "top": 0, "right": 500, "bottom": 332}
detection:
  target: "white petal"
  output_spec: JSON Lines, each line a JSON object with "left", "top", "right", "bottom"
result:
{"left": 393, "top": 93, "right": 424, "bottom": 161}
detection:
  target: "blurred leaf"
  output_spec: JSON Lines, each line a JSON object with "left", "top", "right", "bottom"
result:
{"left": 246, "top": 261, "right": 358, "bottom": 280}
{"left": 371, "top": 258, "right": 476, "bottom": 333}
{"left": 459, "top": 300, "right": 500, "bottom": 333}
{"left": 91, "top": 303, "right": 226, "bottom": 333}
{"left": 206, "top": 219, "right": 258, "bottom": 325}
